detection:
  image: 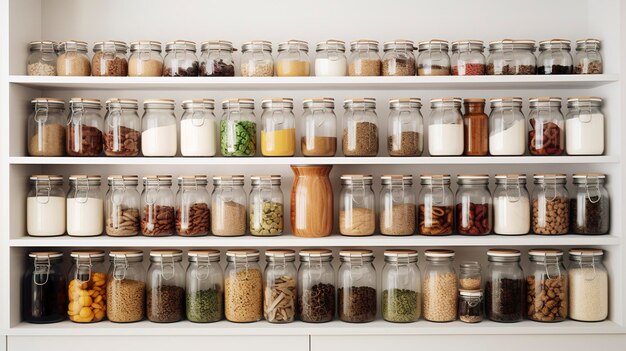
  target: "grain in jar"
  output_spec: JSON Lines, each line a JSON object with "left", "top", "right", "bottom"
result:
{"left": 66, "top": 98, "right": 103, "bottom": 156}
{"left": 107, "top": 250, "right": 146, "bottom": 323}
{"left": 301, "top": 98, "right": 337, "bottom": 156}
{"left": 224, "top": 250, "right": 263, "bottom": 322}
{"left": 26, "top": 175, "right": 66, "bottom": 237}
{"left": 417, "top": 40, "right": 451, "bottom": 76}
{"left": 186, "top": 250, "right": 224, "bottom": 323}
{"left": 338, "top": 250, "right": 377, "bottom": 323}
{"left": 315, "top": 40, "right": 347, "bottom": 76}
{"left": 240, "top": 41, "right": 274, "bottom": 77}
{"left": 264, "top": 250, "right": 297, "bottom": 323}
{"left": 147, "top": 250, "right": 185, "bottom": 322}
{"left": 141, "top": 176, "right": 175, "bottom": 236}
{"left": 27, "top": 98, "right": 66, "bottom": 157}
{"left": 211, "top": 176, "right": 247, "bottom": 236}
{"left": 422, "top": 249, "right": 457, "bottom": 322}
{"left": 382, "top": 40, "right": 416, "bottom": 76}
{"left": 27, "top": 41, "right": 58, "bottom": 76}
{"left": 176, "top": 176, "right": 210, "bottom": 236}
{"left": 526, "top": 249, "right": 568, "bottom": 322}
{"left": 348, "top": 40, "right": 381, "bottom": 76}
{"left": 249, "top": 175, "right": 284, "bottom": 236}
{"left": 339, "top": 175, "right": 376, "bottom": 236}
{"left": 379, "top": 175, "right": 416, "bottom": 236}
{"left": 459, "top": 261, "right": 481, "bottom": 290}
{"left": 568, "top": 249, "right": 608, "bottom": 322}
{"left": 276, "top": 40, "right": 310, "bottom": 76}
{"left": 128, "top": 41, "right": 163, "bottom": 77}
{"left": 574, "top": 39, "right": 602, "bottom": 74}
{"left": 66, "top": 175, "right": 104, "bottom": 237}
{"left": 105, "top": 175, "right": 140, "bottom": 237}
{"left": 387, "top": 98, "right": 423, "bottom": 156}
{"left": 67, "top": 251, "right": 107, "bottom": 323}
{"left": 57, "top": 40, "right": 91, "bottom": 76}
{"left": 531, "top": 174, "right": 569, "bottom": 235}
{"left": 342, "top": 98, "right": 378, "bottom": 156}
{"left": 92, "top": 41, "right": 128, "bottom": 76}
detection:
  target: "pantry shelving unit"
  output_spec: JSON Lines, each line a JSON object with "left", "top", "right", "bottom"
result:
{"left": 1, "top": 0, "right": 626, "bottom": 350}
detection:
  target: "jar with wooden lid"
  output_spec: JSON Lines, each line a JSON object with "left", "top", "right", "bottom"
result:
{"left": 141, "top": 99, "right": 177, "bottom": 157}
{"left": 417, "top": 40, "right": 451, "bottom": 76}
{"left": 176, "top": 175, "right": 210, "bottom": 237}
{"left": 428, "top": 97, "right": 463, "bottom": 156}
{"left": 526, "top": 249, "right": 568, "bottom": 322}
{"left": 301, "top": 97, "right": 337, "bottom": 156}
{"left": 339, "top": 174, "right": 376, "bottom": 236}
{"left": 28, "top": 98, "right": 66, "bottom": 156}
{"left": 574, "top": 39, "right": 602, "bottom": 74}
{"left": 315, "top": 40, "right": 347, "bottom": 76}
{"left": 418, "top": 174, "right": 454, "bottom": 235}
{"left": 22, "top": 251, "right": 67, "bottom": 323}
{"left": 489, "top": 97, "right": 526, "bottom": 156}
{"left": 163, "top": 40, "right": 198, "bottom": 76}
{"left": 379, "top": 175, "right": 416, "bottom": 236}
{"left": 57, "top": 40, "right": 91, "bottom": 76}
{"left": 264, "top": 249, "right": 297, "bottom": 323}
{"left": 105, "top": 175, "right": 140, "bottom": 237}
{"left": 66, "top": 98, "right": 103, "bottom": 156}
{"left": 571, "top": 174, "right": 609, "bottom": 234}
{"left": 180, "top": 99, "right": 217, "bottom": 157}
{"left": 261, "top": 98, "right": 296, "bottom": 156}
{"left": 147, "top": 249, "right": 185, "bottom": 322}
{"left": 382, "top": 40, "right": 416, "bottom": 76}
{"left": 565, "top": 97, "right": 604, "bottom": 155}
{"left": 532, "top": 174, "right": 569, "bottom": 235}
{"left": 128, "top": 41, "right": 163, "bottom": 77}
{"left": 276, "top": 40, "right": 310, "bottom": 76}
{"left": 67, "top": 251, "right": 107, "bottom": 323}
{"left": 92, "top": 41, "right": 128, "bottom": 76}
{"left": 493, "top": 174, "right": 530, "bottom": 235}
{"left": 462, "top": 98, "right": 488, "bottom": 156}
{"left": 249, "top": 175, "right": 284, "bottom": 236}
{"left": 338, "top": 249, "right": 377, "bottom": 323}
{"left": 200, "top": 40, "right": 235, "bottom": 76}
{"left": 290, "top": 165, "right": 334, "bottom": 237}
{"left": 186, "top": 249, "right": 223, "bottom": 323}
{"left": 387, "top": 98, "right": 423, "bottom": 156}
{"left": 224, "top": 249, "right": 263, "bottom": 322}
{"left": 485, "top": 249, "right": 524, "bottom": 322}
{"left": 27, "top": 175, "right": 66, "bottom": 237}
{"left": 537, "top": 39, "right": 573, "bottom": 75}
{"left": 451, "top": 40, "right": 485, "bottom": 75}
{"left": 107, "top": 250, "right": 146, "bottom": 323}
{"left": 456, "top": 174, "right": 492, "bottom": 235}
{"left": 342, "top": 98, "right": 379, "bottom": 156}
{"left": 240, "top": 40, "right": 274, "bottom": 77}
{"left": 422, "top": 249, "right": 457, "bottom": 322}
{"left": 487, "top": 39, "right": 536, "bottom": 75}
{"left": 220, "top": 98, "right": 257, "bottom": 156}
{"left": 382, "top": 249, "right": 421, "bottom": 322}
{"left": 141, "top": 175, "right": 175, "bottom": 236}
{"left": 528, "top": 97, "right": 564, "bottom": 156}
{"left": 66, "top": 175, "right": 103, "bottom": 237}
{"left": 211, "top": 175, "right": 247, "bottom": 236}
{"left": 27, "top": 41, "right": 58, "bottom": 76}
{"left": 348, "top": 40, "right": 381, "bottom": 76}
{"left": 298, "top": 249, "right": 336, "bottom": 323}
{"left": 568, "top": 248, "right": 608, "bottom": 321}
{"left": 103, "top": 98, "right": 141, "bottom": 156}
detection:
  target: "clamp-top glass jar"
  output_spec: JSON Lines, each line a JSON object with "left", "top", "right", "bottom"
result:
{"left": 67, "top": 175, "right": 103, "bottom": 237}
{"left": 27, "top": 175, "right": 66, "bottom": 237}
{"left": 418, "top": 174, "right": 454, "bottom": 235}
{"left": 220, "top": 98, "right": 257, "bottom": 156}
{"left": 428, "top": 97, "right": 464, "bottom": 156}
{"left": 66, "top": 98, "right": 103, "bottom": 156}
{"left": 27, "top": 41, "right": 58, "bottom": 76}
{"left": 458, "top": 289, "right": 484, "bottom": 323}
{"left": 487, "top": 40, "right": 536, "bottom": 75}
{"left": 107, "top": 250, "right": 146, "bottom": 323}
{"left": 532, "top": 174, "right": 569, "bottom": 235}
{"left": 382, "top": 40, "right": 416, "bottom": 76}
{"left": 565, "top": 97, "right": 605, "bottom": 155}
{"left": 417, "top": 40, "right": 451, "bottom": 76}
{"left": 180, "top": 99, "right": 217, "bottom": 157}
{"left": 382, "top": 249, "right": 421, "bottom": 322}
{"left": 528, "top": 97, "right": 564, "bottom": 156}
{"left": 493, "top": 174, "right": 530, "bottom": 235}
{"left": 240, "top": 41, "right": 274, "bottom": 77}
{"left": 186, "top": 249, "right": 224, "bottom": 323}
{"left": 28, "top": 97, "right": 66, "bottom": 156}
{"left": 380, "top": 175, "right": 416, "bottom": 236}
{"left": 456, "top": 174, "right": 492, "bottom": 235}
{"left": 422, "top": 249, "right": 458, "bottom": 322}
{"left": 342, "top": 98, "right": 379, "bottom": 156}
{"left": 451, "top": 40, "right": 485, "bottom": 75}
{"left": 128, "top": 41, "right": 163, "bottom": 77}
{"left": 249, "top": 175, "right": 284, "bottom": 236}
{"left": 527, "top": 249, "right": 568, "bottom": 322}
{"left": 57, "top": 40, "right": 91, "bottom": 76}
{"left": 176, "top": 175, "right": 210, "bottom": 236}
{"left": 340, "top": 174, "right": 376, "bottom": 236}
{"left": 261, "top": 98, "right": 296, "bottom": 156}
{"left": 301, "top": 97, "right": 337, "bottom": 156}
{"left": 298, "top": 249, "right": 336, "bottom": 323}
{"left": 103, "top": 98, "right": 141, "bottom": 156}
{"left": 574, "top": 39, "right": 602, "bottom": 74}
{"left": 224, "top": 249, "right": 263, "bottom": 322}
{"left": 22, "top": 251, "right": 67, "bottom": 323}
{"left": 571, "top": 174, "right": 610, "bottom": 234}
{"left": 211, "top": 175, "right": 247, "bottom": 236}
{"left": 92, "top": 41, "right": 128, "bottom": 76}
{"left": 141, "top": 99, "right": 177, "bottom": 157}
{"left": 264, "top": 249, "right": 297, "bottom": 323}
{"left": 348, "top": 40, "right": 381, "bottom": 76}
{"left": 537, "top": 39, "right": 573, "bottom": 75}
{"left": 489, "top": 97, "right": 526, "bottom": 156}
{"left": 147, "top": 249, "right": 185, "bottom": 323}
{"left": 199, "top": 40, "right": 235, "bottom": 76}
{"left": 163, "top": 40, "right": 198, "bottom": 76}
{"left": 105, "top": 175, "right": 140, "bottom": 237}
{"left": 141, "top": 175, "right": 175, "bottom": 236}
{"left": 463, "top": 98, "right": 489, "bottom": 156}
{"left": 276, "top": 40, "right": 310, "bottom": 76}
{"left": 387, "top": 98, "right": 423, "bottom": 156}
{"left": 315, "top": 40, "right": 347, "bottom": 76}
{"left": 67, "top": 250, "right": 107, "bottom": 323}
{"left": 338, "top": 249, "right": 377, "bottom": 323}
{"left": 485, "top": 249, "right": 525, "bottom": 322}
{"left": 568, "top": 248, "right": 608, "bottom": 322}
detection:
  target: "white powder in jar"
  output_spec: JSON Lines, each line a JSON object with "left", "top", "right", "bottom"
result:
{"left": 565, "top": 114, "right": 604, "bottom": 155}
{"left": 569, "top": 267, "right": 608, "bottom": 321}
{"left": 489, "top": 119, "right": 526, "bottom": 155}
{"left": 67, "top": 198, "right": 103, "bottom": 236}
{"left": 27, "top": 196, "right": 66, "bottom": 236}
{"left": 315, "top": 57, "right": 347, "bottom": 76}
{"left": 142, "top": 124, "right": 178, "bottom": 156}
{"left": 493, "top": 196, "right": 530, "bottom": 235}
{"left": 180, "top": 119, "right": 217, "bottom": 156}
{"left": 428, "top": 124, "right": 463, "bottom": 155}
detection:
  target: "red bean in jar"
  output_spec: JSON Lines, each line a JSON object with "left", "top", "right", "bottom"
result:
{"left": 455, "top": 174, "right": 492, "bottom": 235}
{"left": 528, "top": 97, "right": 564, "bottom": 156}
{"left": 451, "top": 40, "right": 485, "bottom": 76}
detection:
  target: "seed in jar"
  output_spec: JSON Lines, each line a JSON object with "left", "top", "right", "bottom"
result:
{"left": 349, "top": 59, "right": 381, "bottom": 76}
{"left": 225, "top": 268, "right": 263, "bottom": 322}
{"left": 387, "top": 132, "right": 422, "bottom": 156}
{"left": 186, "top": 288, "right": 223, "bottom": 323}
{"left": 147, "top": 285, "right": 185, "bottom": 322}
{"left": 299, "top": 283, "right": 335, "bottom": 323}
{"left": 487, "top": 63, "right": 536, "bottom": 75}
{"left": 574, "top": 60, "right": 602, "bottom": 74}
{"left": 106, "top": 278, "right": 145, "bottom": 322}
{"left": 417, "top": 64, "right": 450, "bottom": 76}
{"left": 28, "top": 62, "right": 56, "bottom": 76}
{"left": 382, "top": 57, "right": 416, "bottom": 76}
{"left": 452, "top": 63, "right": 485, "bottom": 76}
{"left": 342, "top": 122, "right": 379, "bottom": 157}
{"left": 29, "top": 124, "right": 66, "bottom": 156}
{"left": 422, "top": 271, "right": 458, "bottom": 322}
{"left": 380, "top": 203, "right": 416, "bottom": 236}
{"left": 338, "top": 286, "right": 377, "bottom": 322}
{"left": 240, "top": 62, "right": 273, "bottom": 77}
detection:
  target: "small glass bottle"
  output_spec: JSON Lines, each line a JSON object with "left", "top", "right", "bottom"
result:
{"left": 92, "top": 41, "right": 128, "bottom": 76}
{"left": 342, "top": 98, "right": 379, "bottom": 156}
{"left": 489, "top": 97, "right": 526, "bottom": 156}
{"left": 348, "top": 40, "right": 381, "bottom": 76}
{"left": 66, "top": 98, "right": 103, "bottom": 156}
{"left": 224, "top": 249, "right": 263, "bottom": 322}
{"left": 456, "top": 174, "right": 492, "bottom": 235}
{"left": 568, "top": 248, "right": 608, "bottom": 322}
{"left": 27, "top": 97, "right": 66, "bottom": 156}
{"left": 422, "top": 249, "right": 457, "bottom": 322}
{"left": 220, "top": 98, "right": 257, "bottom": 157}
{"left": 141, "top": 175, "right": 175, "bottom": 237}
{"left": 128, "top": 41, "right": 163, "bottom": 77}
{"left": 487, "top": 39, "right": 536, "bottom": 75}
{"left": 103, "top": 98, "right": 141, "bottom": 156}
{"left": 382, "top": 249, "right": 421, "bottom": 322}
{"left": 240, "top": 40, "right": 274, "bottom": 77}
{"left": 417, "top": 40, "right": 451, "bottom": 76}
{"left": 428, "top": 97, "right": 464, "bottom": 156}
{"left": 339, "top": 174, "right": 376, "bottom": 236}
{"left": 379, "top": 175, "right": 416, "bottom": 236}
{"left": 462, "top": 98, "right": 489, "bottom": 156}
{"left": 338, "top": 249, "right": 377, "bottom": 323}
{"left": 459, "top": 261, "right": 481, "bottom": 290}
{"left": 199, "top": 40, "right": 235, "bottom": 76}
{"left": 493, "top": 174, "right": 531, "bottom": 235}
{"left": 537, "top": 39, "right": 573, "bottom": 75}
{"left": 458, "top": 289, "right": 484, "bottom": 323}
{"left": 249, "top": 175, "right": 284, "bottom": 236}
{"left": 180, "top": 99, "right": 217, "bottom": 157}
{"left": 27, "top": 175, "right": 66, "bottom": 237}
{"left": 528, "top": 97, "right": 565, "bottom": 156}
{"left": 147, "top": 249, "right": 185, "bottom": 323}
{"left": 22, "top": 251, "right": 67, "bottom": 323}
{"left": 186, "top": 249, "right": 224, "bottom": 323}
{"left": 571, "top": 174, "right": 610, "bottom": 234}
{"left": 27, "top": 41, "right": 58, "bottom": 76}
{"left": 574, "top": 39, "right": 602, "bottom": 74}
{"left": 67, "top": 251, "right": 107, "bottom": 323}
{"left": 387, "top": 98, "right": 423, "bottom": 156}
{"left": 301, "top": 97, "right": 337, "bottom": 156}
{"left": 298, "top": 249, "right": 336, "bottom": 323}
{"left": 315, "top": 40, "right": 347, "bottom": 76}
{"left": 565, "top": 97, "right": 604, "bottom": 155}
{"left": 418, "top": 174, "right": 454, "bottom": 236}
{"left": 532, "top": 174, "right": 569, "bottom": 235}
{"left": 211, "top": 175, "right": 246, "bottom": 236}
{"left": 105, "top": 175, "right": 140, "bottom": 237}
{"left": 107, "top": 250, "right": 146, "bottom": 323}
{"left": 485, "top": 249, "right": 524, "bottom": 323}
{"left": 382, "top": 40, "right": 416, "bottom": 76}
{"left": 264, "top": 249, "right": 297, "bottom": 323}
{"left": 261, "top": 98, "right": 296, "bottom": 156}
{"left": 276, "top": 40, "right": 310, "bottom": 76}
{"left": 163, "top": 40, "right": 198, "bottom": 76}
{"left": 141, "top": 99, "right": 177, "bottom": 157}
{"left": 176, "top": 175, "right": 210, "bottom": 236}
{"left": 451, "top": 40, "right": 485, "bottom": 75}
{"left": 66, "top": 175, "right": 103, "bottom": 237}
{"left": 57, "top": 40, "right": 91, "bottom": 76}
{"left": 527, "top": 249, "right": 568, "bottom": 322}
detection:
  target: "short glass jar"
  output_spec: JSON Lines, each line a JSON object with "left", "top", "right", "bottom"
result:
{"left": 249, "top": 175, "right": 284, "bottom": 236}
{"left": 147, "top": 249, "right": 185, "bottom": 323}
{"left": 565, "top": 97, "right": 604, "bottom": 155}
{"left": 532, "top": 174, "right": 570, "bottom": 235}
{"left": 103, "top": 98, "right": 141, "bottom": 156}
{"left": 315, "top": 40, "right": 347, "bottom": 76}
{"left": 240, "top": 41, "right": 274, "bottom": 77}
{"left": 176, "top": 175, "right": 210, "bottom": 236}
{"left": 487, "top": 40, "right": 536, "bottom": 75}
{"left": 451, "top": 40, "right": 485, "bottom": 75}
{"left": 417, "top": 40, "right": 451, "bottom": 76}
{"left": 128, "top": 41, "right": 163, "bottom": 77}
{"left": 463, "top": 98, "right": 489, "bottom": 156}
{"left": 493, "top": 174, "right": 530, "bottom": 235}
{"left": 419, "top": 174, "right": 454, "bottom": 235}
{"left": 66, "top": 175, "right": 103, "bottom": 237}
{"left": 220, "top": 98, "right": 257, "bottom": 156}
{"left": 27, "top": 175, "right": 66, "bottom": 237}
{"left": 186, "top": 249, "right": 224, "bottom": 323}
{"left": 57, "top": 40, "right": 91, "bottom": 76}
{"left": 382, "top": 40, "right": 416, "bottom": 76}
{"left": 571, "top": 174, "right": 610, "bottom": 234}
{"left": 67, "top": 251, "right": 107, "bottom": 323}
{"left": 342, "top": 98, "right": 379, "bottom": 156}
{"left": 92, "top": 41, "right": 128, "bottom": 76}
{"left": 574, "top": 39, "right": 602, "bottom": 74}
{"left": 387, "top": 98, "right": 423, "bottom": 156}
{"left": 348, "top": 40, "right": 381, "bottom": 76}
{"left": 224, "top": 249, "right": 263, "bottom": 322}
{"left": 428, "top": 97, "right": 464, "bottom": 156}
{"left": 568, "top": 248, "right": 608, "bottom": 322}
{"left": 163, "top": 40, "right": 198, "bottom": 76}
{"left": 459, "top": 261, "right": 481, "bottom": 290}
{"left": 338, "top": 249, "right": 377, "bottom": 323}
{"left": 199, "top": 40, "right": 235, "bottom": 76}
{"left": 298, "top": 249, "right": 336, "bottom": 323}
{"left": 141, "top": 99, "right": 177, "bottom": 157}
{"left": 528, "top": 97, "right": 565, "bottom": 156}
{"left": 28, "top": 97, "right": 66, "bottom": 156}
{"left": 141, "top": 175, "right": 175, "bottom": 237}
{"left": 485, "top": 249, "right": 525, "bottom": 323}
{"left": 22, "top": 251, "right": 67, "bottom": 323}
{"left": 180, "top": 99, "right": 217, "bottom": 157}
{"left": 260, "top": 98, "right": 296, "bottom": 156}
{"left": 422, "top": 249, "right": 457, "bottom": 322}
{"left": 276, "top": 40, "right": 310, "bottom": 76}
{"left": 537, "top": 39, "right": 573, "bottom": 75}
{"left": 527, "top": 249, "right": 568, "bottom": 322}
{"left": 27, "top": 41, "right": 58, "bottom": 76}
{"left": 456, "top": 174, "right": 492, "bottom": 235}
{"left": 211, "top": 175, "right": 247, "bottom": 236}
{"left": 105, "top": 175, "right": 140, "bottom": 237}
{"left": 379, "top": 175, "right": 416, "bottom": 236}
{"left": 382, "top": 249, "right": 421, "bottom": 322}
{"left": 107, "top": 250, "right": 146, "bottom": 323}
{"left": 66, "top": 98, "right": 103, "bottom": 156}
{"left": 301, "top": 97, "right": 337, "bottom": 156}
{"left": 488, "top": 97, "right": 526, "bottom": 156}
{"left": 458, "top": 289, "right": 483, "bottom": 323}
{"left": 339, "top": 174, "right": 376, "bottom": 236}
{"left": 264, "top": 249, "right": 297, "bottom": 323}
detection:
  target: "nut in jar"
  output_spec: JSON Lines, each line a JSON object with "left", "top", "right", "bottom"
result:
{"left": 68, "top": 251, "right": 107, "bottom": 323}
{"left": 532, "top": 174, "right": 569, "bottom": 235}
{"left": 527, "top": 249, "right": 568, "bottom": 322}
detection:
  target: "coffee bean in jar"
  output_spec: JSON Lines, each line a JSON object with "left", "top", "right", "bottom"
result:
{"left": 571, "top": 174, "right": 610, "bottom": 234}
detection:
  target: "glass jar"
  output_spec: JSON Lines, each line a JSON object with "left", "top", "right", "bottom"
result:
{"left": 22, "top": 251, "right": 66, "bottom": 323}
{"left": 103, "top": 98, "right": 141, "bottom": 156}
{"left": 342, "top": 98, "right": 379, "bottom": 156}
{"left": 339, "top": 174, "right": 376, "bottom": 236}
{"left": 261, "top": 98, "right": 296, "bottom": 156}
{"left": 57, "top": 40, "right": 91, "bottom": 76}
{"left": 276, "top": 40, "right": 310, "bottom": 76}
{"left": 348, "top": 40, "right": 381, "bottom": 76}
{"left": 180, "top": 99, "right": 217, "bottom": 157}
{"left": 249, "top": 175, "right": 284, "bottom": 236}
{"left": 211, "top": 175, "right": 246, "bottom": 236}
{"left": 456, "top": 174, "right": 492, "bottom": 235}
{"left": 315, "top": 40, "right": 347, "bottom": 76}
{"left": 66, "top": 98, "right": 103, "bottom": 156}
{"left": 28, "top": 97, "right": 66, "bottom": 156}
{"left": 428, "top": 97, "right": 464, "bottom": 156}
{"left": 382, "top": 249, "right": 421, "bottom": 322}
{"left": 419, "top": 175, "right": 454, "bottom": 235}
{"left": 571, "top": 174, "right": 610, "bottom": 234}
{"left": 463, "top": 98, "right": 488, "bottom": 156}
{"left": 422, "top": 249, "right": 457, "bottom": 322}
{"left": 417, "top": 40, "right": 451, "bottom": 76}
{"left": 264, "top": 249, "right": 297, "bottom": 323}
{"left": 27, "top": 175, "right": 66, "bottom": 237}
{"left": 147, "top": 249, "right": 185, "bottom": 323}
{"left": 380, "top": 175, "right": 416, "bottom": 236}
{"left": 240, "top": 40, "right": 273, "bottom": 77}
{"left": 568, "top": 248, "right": 608, "bottom": 322}
{"left": 199, "top": 40, "right": 235, "bottom": 76}
{"left": 382, "top": 40, "right": 416, "bottom": 76}
{"left": 565, "top": 97, "right": 604, "bottom": 155}
{"left": 302, "top": 97, "right": 337, "bottom": 156}
{"left": 458, "top": 289, "right": 483, "bottom": 323}
{"left": 107, "top": 250, "right": 146, "bottom": 323}
{"left": 489, "top": 97, "right": 526, "bottom": 156}
{"left": 574, "top": 39, "right": 602, "bottom": 74}
{"left": 128, "top": 41, "right": 163, "bottom": 77}
{"left": 67, "top": 250, "right": 107, "bottom": 323}
{"left": 105, "top": 175, "right": 140, "bottom": 237}
{"left": 485, "top": 249, "right": 524, "bottom": 323}
{"left": 459, "top": 261, "right": 481, "bottom": 290}
{"left": 338, "top": 249, "right": 377, "bottom": 323}
{"left": 67, "top": 175, "right": 103, "bottom": 237}
{"left": 141, "top": 99, "right": 177, "bottom": 157}
{"left": 298, "top": 249, "right": 336, "bottom": 323}
{"left": 528, "top": 97, "right": 564, "bottom": 156}
{"left": 537, "top": 39, "right": 573, "bottom": 75}
{"left": 532, "top": 174, "right": 569, "bottom": 235}
{"left": 224, "top": 249, "right": 263, "bottom": 322}
{"left": 162, "top": 40, "right": 198, "bottom": 76}
{"left": 527, "top": 249, "right": 568, "bottom": 322}
{"left": 487, "top": 40, "right": 536, "bottom": 75}
{"left": 493, "top": 174, "right": 531, "bottom": 235}
{"left": 176, "top": 175, "right": 210, "bottom": 236}
{"left": 141, "top": 175, "right": 175, "bottom": 236}
{"left": 451, "top": 40, "right": 485, "bottom": 76}
{"left": 92, "top": 41, "right": 128, "bottom": 76}
{"left": 387, "top": 98, "right": 423, "bottom": 156}
{"left": 186, "top": 249, "right": 223, "bottom": 323}
{"left": 290, "top": 165, "right": 334, "bottom": 237}
{"left": 220, "top": 98, "right": 257, "bottom": 156}
{"left": 27, "top": 41, "right": 58, "bottom": 76}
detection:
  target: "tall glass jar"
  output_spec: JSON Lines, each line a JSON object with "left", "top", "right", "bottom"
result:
{"left": 571, "top": 174, "right": 610, "bottom": 234}
{"left": 147, "top": 249, "right": 185, "bottom": 323}
{"left": 264, "top": 249, "right": 297, "bottom": 323}
{"left": 105, "top": 175, "right": 140, "bottom": 237}
{"left": 92, "top": 41, "right": 128, "bottom": 76}
{"left": 459, "top": 261, "right": 481, "bottom": 290}
{"left": 276, "top": 40, "right": 310, "bottom": 76}
{"left": 456, "top": 174, "right": 492, "bottom": 235}
{"left": 532, "top": 174, "right": 569, "bottom": 235}
{"left": 338, "top": 249, "right": 377, "bottom": 323}
{"left": 22, "top": 251, "right": 66, "bottom": 323}
{"left": 220, "top": 98, "right": 257, "bottom": 157}
{"left": 141, "top": 99, "right": 177, "bottom": 157}
{"left": 568, "top": 248, "right": 608, "bottom": 322}
{"left": 348, "top": 40, "right": 381, "bottom": 76}
{"left": 382, "top": 249, "right": 421, "bottom": 322}
{"left": 249, "top": 175, "right": 283, "bottom": 236}
{"left": 240, "top": 41, "right": 274, "bottom": 77}
{"left": 565, "top": 97, "right": 604, "bottom": 155}
{"left": 342, "top": 98, "right": 379, "bottom": 156}
{"left": 528, "top": 97, "right": 564, "bottom": 156}
{"left": 28, "top": 97, "right": 66, "bottom": 156}
{"left": 485, "top": 249, "right": 524, "bottom": 322}
{"left": 57, "top": 40, "right": 91, "bottom": 76}
{"left": 298, "top": 249, "right": 336, "bottom": 323}
{"left": 315, "top": 40, "right": 347, "bottom": 76}
{"left": 103, "top": 98, "right": 141, "bottom": 156}
{"left": 163, "top": 40, "right": 198, "bottom": 76}
{"left": 428, "top": 97, "right": 464, "bottom": 156}
{"left": 107, "top": 250, "right": 146, "bottom": 323}
{"left": 302, "top": 97, "right": 337, "bottom": 156}
{"left": 199, "top": 40, "right": 235, "bottom": 76}
{"left": 27, "top": 175, "right": 66, "bottom": 237}
{"left": 27, "top": 41, "right": 58, "bottom": 76}
{"left": 67, "top": 175, "right": 103, "bottom": 237}
{"left": 487, "top": 40, "right": 536, "bottom": 75}
{"left": 261, "top": 98, "right": 296, "bottom": 156}
{"left": 176, "top": 175, "right": 210, "bottom": 236}
{"left": 290, "top": 165, "right": 334, "bottom": 237}
{"left": 211, "top": 175, "right": 246, "bottom": 236}
{"left": 67, "top": 251, "right": 107, "bottom": 323}
{"left": 451, "top": 40, "right": 485, "bottom": 75}
{"left": 422, "top": 249, "right": 457, "bottom": 322}
{"left": 186, "top": 249, "right": 223, "bottom": 323}
{"left": 493, "top": 174, "right": 530, "bottom": 235}
{"left": 382, "top": 40, "right": 416, "bottom": 76}
{"left": 458, "top": 289, "right": 483, "bottom": 323}
{"left": 380, "top": 175, "right": 416, "bottom": 236}
{"left": 339, "top": 174, "right": 376, "bottom": 236}
{"left": 574, "top": 39, "right": 602, "bottom": 74}
{"left": 180, "top": 99, "right": 217, "bottom": 157}
{"left": 538, "top": 39, "right": 573, "bottom": 75}
{"left": 141, "top": 175, "right": 175, "bottom": 236}
{"left": 419, "top": 174, "right": 454, "bottom": 235}
{"left": 527, "top": 249, "right": 568, "bottom": 322}
{"left": 128, "top": 41, "right": 163, "bottom": 77}
{"left": 387, "top": 98, "right": 423, "bottom": 156}
{"left": 224, "top": 249, "right": 263, "bottom": 322}
{"left": 66, "top": 98, "right": 103, "bottom": 156}
{"left": 489, "top": 97, "right": 526, "bottom": 156}
{"left": 463, "top": 98, "right": 488, "bottom": 156}
{"left": 417, "top": 40, "right": 451, "bottom": 76}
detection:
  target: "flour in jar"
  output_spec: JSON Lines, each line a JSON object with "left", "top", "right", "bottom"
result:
{"left": 565, "top": 114, "right": 604, "bottom": 155}
{"left": 142, "top": 124, "right": 178, "bottom": 156}
{"left": 67, "top": 198, "right": 104, "bottom": 236}
{"left": 180, "top": 119, "right": 217, "bottom": 156}
{"left": 489, "top": 119, "right": 526, "bottom": 155}
{"left": 493, "top": 196, "right": 530, "bottom": 235}
{"left": 428, "top": 124, "right": 463, "bottom": 155}
{"left": 315, "top": 57, "right": 347, "bottom": 76}
{"left": 27, "top": 196, "right": 66, "bottom": 236}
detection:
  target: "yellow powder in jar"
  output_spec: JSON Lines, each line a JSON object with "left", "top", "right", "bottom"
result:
{"left": 276, "top": 60, "right": 310, "bottom": 77}
{"left": 261, "top": 128, "right": 296, "bottom": 156}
